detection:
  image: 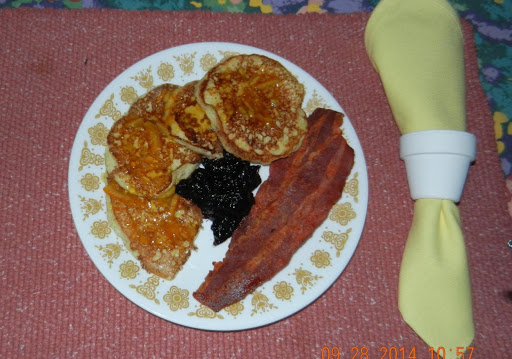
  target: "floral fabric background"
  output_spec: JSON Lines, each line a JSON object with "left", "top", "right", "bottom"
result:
{"left": 4, "top": 0, "right": 511, "bottom": 217}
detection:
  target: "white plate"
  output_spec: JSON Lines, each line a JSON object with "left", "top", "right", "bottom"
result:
{"left": 68, "top": 42, "right": 368, "bottom": 331}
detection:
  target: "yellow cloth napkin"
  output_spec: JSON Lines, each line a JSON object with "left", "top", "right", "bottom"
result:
{"left": 365, "top": 0, "right": 475, "bottom": 354}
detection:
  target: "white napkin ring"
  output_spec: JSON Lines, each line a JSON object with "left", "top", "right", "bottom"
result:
{"left": 400, "top": 130, "right": 476, "bottom": 202}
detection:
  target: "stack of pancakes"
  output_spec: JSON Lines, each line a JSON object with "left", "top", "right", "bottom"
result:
{"left": 105, "top": 54, "right": 308, "bottom": 280}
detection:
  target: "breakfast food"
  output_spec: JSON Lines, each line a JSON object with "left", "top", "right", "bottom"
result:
{"left": 126, "top": 83, "right": 178, "bottom": 119}
{"left": 105, "top": 180, "right": 202, "bottom": 280}
{"left": 163, "top": 81, "right": 223, "bottom": 159}
{"left": 104, "top": 83, "right": 206, "bottom": 280}
{"left": 196, "top": 54, "right": 308, "bottom": 165}
{"left": 103, "top": 53, "right": 350, "bottom": 293}
{"left": 106, "top": 84, "right": 202, "bottom": 199}
{"left": 193, "top": 108, "right": 355, "bottom": 312}
{"left": 176, "top": 151, "right": 261, "bottom": 245}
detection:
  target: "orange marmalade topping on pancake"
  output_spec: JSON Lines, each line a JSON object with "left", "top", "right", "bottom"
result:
{"left": 107, "top": 113, "right": 201, "bottom": 198}
{"left": 162, "top": 81, "right": 222, "bottom": 158}
{"left": 217, "top": 68, "right": 283, "bottom": 128}
{"left": 104, "top": 180, "right": 202, "bottom": 251}
{"left": 198, "top": 54, "right": 307, "bottom": 164}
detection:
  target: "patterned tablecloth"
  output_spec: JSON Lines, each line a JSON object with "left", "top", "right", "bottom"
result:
{"left": 4, "top": 0, "right": 512, "bottom": 223}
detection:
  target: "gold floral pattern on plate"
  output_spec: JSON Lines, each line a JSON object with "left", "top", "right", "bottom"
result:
{"left": 164, "top": 286, "right": 190, "bottom": 311}
{"left": 130, "top": 275, "right": 160, "bottom": 304}
{"left": 79, "top": 173, "right": 100, "bottom": 191}
{"left": 223, "top": 302, "right": 244, "bottom": 317}
{"left": 329, "top": 202, "right": 356, "bottom": 226}
{"left": 95, "top": 94, "right": 121, "bottom": 121}
{"left": 174, "top": 53, "right": 196, "bottom": 75}
{"left": 344, "top": 172, "right": 360, "bottom": 202}
{"left": 305, "top": 90, "right": 327, "bottom": 114}
{"left": 310, "top": 250, "right": 332, "bottom": 268}
{"left": 293, "top": 267, "right": 323, "bottom": 294}
{"left": 188, "top": 305, "right": 224, "bottom": 319}
{"left": 96, "top": 243, "right": 122, "bottom": 268}
{"left": 273, "top": 281, "right": 294, "bottom": 301}
{"left": 88, "top": 123, "right": 109, "bottom": 146}
{"left": 120, "top": 86, "right": 138, "bottom": 105}
{"left": 78, "top": 141, "right": 104, "bottom": 171}
{"left": 69, "top": 42, "right": 367, "bottom": 331}
{"left": 199, "top": 53, "right": 218, "bottom": 72}
{"left": 131, "top": 66, "right": 154, "bottom": 89}
{"left": 322, "top": 229, "right": 351, "bottom": 257}
{"left": 251, "top": 290, "right": 277, "bottom": 316}
{"left": 157, "top": 62, "right": 175, "bottom": 82}
{"left": 120, "top": 260, "right": 140, "bottom": 279}
{"left": 218, "top": 50, "right": 239, "bottom": 61}
{"left": 90, "top": 220, "right": 111, "bottom": 239}
{"left": 79, "top": 196, "right": 103, "bottom": 220}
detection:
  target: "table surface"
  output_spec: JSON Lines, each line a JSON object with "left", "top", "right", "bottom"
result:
{"left": 1, "top": 3, "right": 511, "bottom": 359}
{"left": 4, "top": 0, "right": 512, "bottom": 207}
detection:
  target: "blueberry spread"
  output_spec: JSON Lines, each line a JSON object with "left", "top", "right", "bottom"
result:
{"left": 176, "top": 152, "right": 261, "bottom": 245}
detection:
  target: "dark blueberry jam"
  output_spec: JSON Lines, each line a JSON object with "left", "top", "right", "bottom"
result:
{"left": 176, "top": 152, "right": 261, "bottom": 245}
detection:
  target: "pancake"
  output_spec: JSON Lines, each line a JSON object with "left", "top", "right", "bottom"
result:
{"left": 106, "top": 84, "right": 202, "bottom": 199}
{"left": 196, "top": 54, "right": 308, "bottom": 165}
{"left": 127, "top": 83, "right": 179, "bottom": 119}
{"left": 163, "top": 81, "right": 223, "bottom": 159}
{"left": 104, "top": 179, "right": 202, "bottom": 280}
{"left": 105, "top": 83, "right": 219, "bottom": 280}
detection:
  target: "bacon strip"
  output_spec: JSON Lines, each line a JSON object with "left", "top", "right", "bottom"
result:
{"left": 193, "top": 108, "right": 355, "bottom": 312}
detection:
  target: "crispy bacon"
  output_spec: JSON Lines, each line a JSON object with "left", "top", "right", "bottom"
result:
{"left": 193, "top": 108, "right": 355, "bottom": 312}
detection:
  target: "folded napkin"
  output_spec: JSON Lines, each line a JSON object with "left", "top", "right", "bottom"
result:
{"left": 365, "top": 0, "right": 475, "bottom": 354}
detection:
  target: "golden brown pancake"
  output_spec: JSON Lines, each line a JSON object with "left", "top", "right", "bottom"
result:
{"left": 106, "top": 84, "right": 202, "bottom": 199}
{"left": 196, "top": 54, "right": 308, "bottom": 165}
{"left": 104, "top": 179, "right": 202, "bottom": 280}
{"left": 127, "top": 83, "right": 179, "bottom": 120}
{"left": 104, "top": 84, "right": 205, "bottom": 280}
{"left": 163, "top": 81, "right": 223, "bottom": 159}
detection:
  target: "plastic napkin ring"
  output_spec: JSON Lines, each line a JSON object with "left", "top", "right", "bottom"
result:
{"left": 400, "top": 130, "right": 476, "bottom": 202}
